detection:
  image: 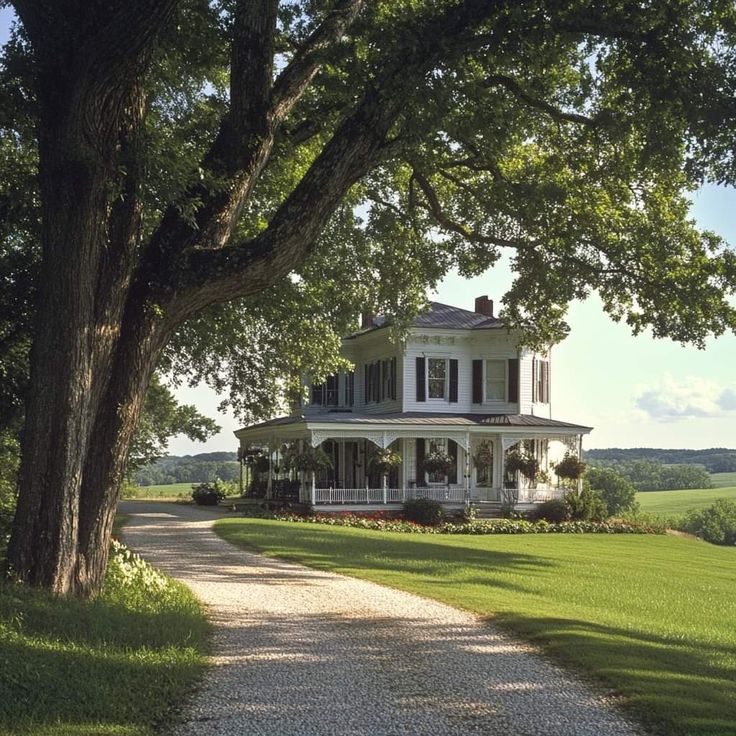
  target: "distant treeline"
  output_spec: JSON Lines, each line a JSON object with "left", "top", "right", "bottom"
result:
{"left": 134, "top": 452, "right": 239, "bottom": 486}
{"left": 585, "top": 448, "right": 736, "bottom": 474}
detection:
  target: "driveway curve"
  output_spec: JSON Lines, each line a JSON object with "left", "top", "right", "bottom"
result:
{"left": 120, "top": 501, "right": 643, "bottom": 736}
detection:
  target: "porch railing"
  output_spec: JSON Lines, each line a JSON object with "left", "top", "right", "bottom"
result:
{"left": 312, "top": 486, "right": 467, "bottom": 505}
{"left": 311, "top": 485, "right": 566, "bottom": 505}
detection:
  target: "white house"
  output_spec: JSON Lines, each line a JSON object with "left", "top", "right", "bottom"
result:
{"left": 234, "top": 296, "right": 592, "bottom": 510}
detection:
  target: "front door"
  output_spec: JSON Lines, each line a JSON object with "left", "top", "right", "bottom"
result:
{"left": 473, "top": 440, "right": 497, "bottom": 501}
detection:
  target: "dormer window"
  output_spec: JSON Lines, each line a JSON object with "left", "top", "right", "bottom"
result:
{"left": 427, "top": 358, "right": 447, "bottom": 399}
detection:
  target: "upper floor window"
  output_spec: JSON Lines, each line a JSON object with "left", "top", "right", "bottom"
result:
{"left": 485, "top": 360, "right": 506, "bottom": 401}
{"left": 416, "top": 356, "right": 458, "bottom": 403}
{"left": 427, "top": 358, "right": 447, "bottom": 399}
{"left": 311, "top": 373, "right": 339, "bottom": 406}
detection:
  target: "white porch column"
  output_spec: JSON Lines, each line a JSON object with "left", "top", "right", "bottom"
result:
{"left": 382, "top": 473, "right": 387, "bottom": 504}
{"left": 266, "top": 440, "right": 273, "bottom": 499}
{"left": 577, "top": 434, "right": 584, "bottom": 495}
{"left": 463, "top": 431, "right": 471, "bottom": 503}
{"left": 310, "top": 471, "right": 316, "bottom": 505}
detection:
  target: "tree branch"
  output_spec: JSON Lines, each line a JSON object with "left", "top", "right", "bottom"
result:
{"left": 158, "top": 0, "right": 517, "bottom": 322}
{"left": 484, "top": 74, "right": 610, "bottom": 127}
{"left": 411, "top": 167, "right": 531, "bottom": 250}
{"left": 271, "top": 0, "right": 364, "bottom": 119}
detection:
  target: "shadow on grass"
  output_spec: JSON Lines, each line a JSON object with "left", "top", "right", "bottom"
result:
{"left": 493, "top": 613, "right": 736, "bottom": 736}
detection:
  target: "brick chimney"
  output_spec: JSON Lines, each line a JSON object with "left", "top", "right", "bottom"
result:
{"left": 474, "top": 295, "right": 494, "bottom": 317}
{"left": 361, "top": 311, "right": 374, "bottom": 329}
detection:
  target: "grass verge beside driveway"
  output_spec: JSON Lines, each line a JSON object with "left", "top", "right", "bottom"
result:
{"left": 216, "top": 518, "right": 736, "bottom": 736}
{"left": 0, "top": 530, "right": 208, "bottom": 735}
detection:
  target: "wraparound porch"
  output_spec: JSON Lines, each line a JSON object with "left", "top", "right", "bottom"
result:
{"left": 235, "top": 413, "right": 592, "bottom": 508}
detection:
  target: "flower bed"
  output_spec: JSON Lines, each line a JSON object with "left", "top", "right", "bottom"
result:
{"left": 249, "top": 510, "right": 662, "bottom": 536}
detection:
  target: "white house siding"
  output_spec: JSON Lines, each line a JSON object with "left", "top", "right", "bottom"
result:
{"left": 402, "top": 331, "right": 521, "bottom": 415}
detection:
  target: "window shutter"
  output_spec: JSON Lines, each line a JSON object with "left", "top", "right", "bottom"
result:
{"left": 472, "top": 360, "right": 483, "bottom": 403}
{"left": 311, "top": 382, "right": 323, "bottom": 406}
{"left": 415, "top": 438, "right": 426, "bottom": 487}
{"left": 449, "top": 359, "right": 459, "bottom": 403}
{"left": 416, "top": 357, "right": 426, "bottom": 402}
{"left": 532, "top": 357, "right": 537, "bottom": 403}
{"left": 508, "top": 358, "right": 519, "bottom": 403}
{"left": 364, "top": 364, "right": 369, "bottom": 404}
{"left": 542, "top": 361, "right": 549, "bottom": 403}
{"left": 374, "top": 361, "right": 381, "bottom": 402}
{"left": 448, "top": 439, "right": 458, "bottom": 484}
{"left": 391, "top": 357, "right": 397, "bottom": 400}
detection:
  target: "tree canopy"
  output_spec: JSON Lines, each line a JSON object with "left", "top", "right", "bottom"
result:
{"left": 3, "top": 0, "right": 736, "bottom": 595}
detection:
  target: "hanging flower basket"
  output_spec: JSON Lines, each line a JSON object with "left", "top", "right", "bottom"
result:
{"left": 282, "top": 445, "right": 333, "bottom": 473}
{"left": 554, "top": 453, "right": 586, "bottom": 480}
{"left": 505, "top": 451, "right": 539, "bottom": 481}
{"left": 422, "top": 451, "right": 453, "bottom": 476}
{"left": 369, "top": 448, "right": 402, "bottom": 475}
{"left": 472, "top": 441, "right": 493, "bottom": 468}
{"left": 245, "top": 453, "right": 270, "bottom": 473}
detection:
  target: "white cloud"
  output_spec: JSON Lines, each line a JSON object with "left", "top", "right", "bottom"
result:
{"left": 634, "top": 374, "right": 736, "bottom": 422}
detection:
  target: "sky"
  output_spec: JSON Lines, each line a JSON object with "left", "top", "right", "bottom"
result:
{"left": 2, "top": 9, "right": 735, "bottom": 454}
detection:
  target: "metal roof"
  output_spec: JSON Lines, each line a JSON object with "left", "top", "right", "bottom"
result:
{"left": 345, "top": 301, "right": 504, "bottom": 338}
{"left": 235, "top": 412, "right": 592, "bottom": 436}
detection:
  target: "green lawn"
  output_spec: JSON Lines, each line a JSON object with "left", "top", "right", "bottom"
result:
{"left": 125, "top": 482, "right": 195, "bottom": 499}
{"left": 711, "top": 472, "right": 736, "bottom": 488}
{"left": 216, "top": 518, "right": 736, "bottom": 736}
{"left": 637, "top": 485, "right": 736, "bottom": 517}
{"left": 0, "top": 521, "right": 209, "bottom": 735}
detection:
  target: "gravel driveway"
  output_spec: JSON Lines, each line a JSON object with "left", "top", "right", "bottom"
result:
{"left": 120, "top": 501, "right": 644, "bottom": 736}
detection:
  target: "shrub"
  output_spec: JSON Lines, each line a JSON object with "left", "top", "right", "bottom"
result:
{"left": 191, "top": 482, "right": 222, "bottom": 506}
{"left": 402, "top": 497, "right": 445, "bottom": 526}
{"left": 587, "top": 467, "right": 639, "bottom": 516}
{"left": 681, "top": 500, "right": 736, "bottom": 546}
{"left": 534, "top": 498, "right": 570, "bottom": 522}
{"left": 564, "top": 486, "right": 608, "bottom": 521}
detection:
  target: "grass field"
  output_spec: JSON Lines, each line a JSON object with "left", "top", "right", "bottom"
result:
{"left": 711, "top": 471, "right": 736, "bottom": 488}
{"left": 0, "top": 520, "right": 209, "bottom": 735}
{"left": 125, "top": 482, "right": 195, "bottom": 499}
{"left": 637, "top": 484, "right": 736, "bottom": 517}
{"left": 216, "top": 518, "right": 736, "bottom": 736}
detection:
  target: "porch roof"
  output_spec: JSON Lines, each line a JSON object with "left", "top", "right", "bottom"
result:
{"left": 234, "top": 412, "right": 592, "bottom": 441}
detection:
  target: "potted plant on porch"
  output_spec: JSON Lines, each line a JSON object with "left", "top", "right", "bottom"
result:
{"left": 553, "top": 452, "right": 586, "bottom": 488}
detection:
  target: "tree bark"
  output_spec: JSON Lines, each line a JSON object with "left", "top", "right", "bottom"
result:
{"left": 5, "top": 0, "right": 502, "bottom": 597}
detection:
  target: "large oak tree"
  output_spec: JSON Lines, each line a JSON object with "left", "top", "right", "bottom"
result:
{"left": 3, "top": 0, "right": 736, "bottom": 596}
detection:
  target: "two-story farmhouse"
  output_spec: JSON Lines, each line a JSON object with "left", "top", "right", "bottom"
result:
{"left": 235, "top": 296, "right": 592, "bottom": 510}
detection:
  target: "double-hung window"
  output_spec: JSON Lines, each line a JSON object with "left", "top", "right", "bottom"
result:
{"left": 485, "top": 360, "right": 506, "bottom": 401}
{"left": 427, "top": 358, "right": 447, "bottom": 399}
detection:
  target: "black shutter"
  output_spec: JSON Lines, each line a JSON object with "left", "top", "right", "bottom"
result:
{"left": 415, "top": 438, "right": 426, "bottom": 487}
{"left": 448, "top": 439, "right": 458, "bottom": 484}
{"left": 449, "top": 359, "right": 459, "bottom": 403}
{"left": 542, "top": 361, "right": 549, "bottom": 403}
{"left": 364, "top": 364, "right": 369, "bottom": 404}
{"left": 311, "top": 382, "right": 324, "bottom": 405}
{"left": 472, "top": 360, "right": 483, "bottom": 404}
{"left": 416, "top": 357, "right": 426, "bottom": 402}
{"left": 374, "top": 361, "right": 381, "bottom": 402}
{"left": 508, "top": 358, "right": 519, "bottom": 403}
{"left": 391, "top": 357, "right": 397, "bottom": 400}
